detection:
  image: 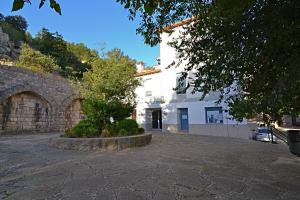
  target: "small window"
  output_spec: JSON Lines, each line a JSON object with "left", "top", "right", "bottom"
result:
{"left": 176, "top": 74, "right": 186, "bottom": 94}
{"left": 205, "top": 107, "right": 223, "bottom": 124}
{"left": 145, "top": 91, "right": 152, "bottom": 97}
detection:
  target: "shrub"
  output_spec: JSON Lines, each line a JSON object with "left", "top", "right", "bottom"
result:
{"left": 16, "top": 44, "right": 59, "bottom": 73}
{"left": 82, "top": 99, "right": 135, "bottom": 132}
{"left": 116, "top": 119, "right": 138, "bottom": 135}
{"left": 101, "top": 128, "right": 114, "bottom": 138}
{"left": 82, "top": 99, "right": 111, "bottom": 132}
{"left": 108, "top": 123, "right": 118, "bottom": 135}
{"left": 137, "top": 127, "right": 145, "bottom": 134}
{"left": 118, "top": 129, "right": 128, "bottom": 136}
{"left": 64, "top": 128, "right": 75, "bottom": 137}
{"left": 0, "top": 21, "right": 24, "bottom": 44}
{"left": 73, "top": 120, "right": 99, "bottom": 138}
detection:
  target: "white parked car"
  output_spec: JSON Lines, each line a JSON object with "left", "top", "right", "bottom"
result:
{"left": 253, "top": 127, "right": 277, "bottom": 142}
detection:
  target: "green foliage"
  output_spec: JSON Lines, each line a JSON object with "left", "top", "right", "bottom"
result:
{"left": 137, "top": 127, "right": 145, "bottom": 134}
{"left": 64, "top": 128, "right": 75, "bottom": 138}
{"left": 0, "top": 13, "right": 4, "bottom": 21}
{"left": 81, "top": 99, "right": 111, "bottom": 132}
{"left": 4, "top": 15, "right": 28, "bottom": 32}
{"left": 78, "top": 49, "right": 139, "bottom": 137}
{"left": 82, "top": 48, "right": 140, "bottom": 103}
{"left": 24, "top": 32, "right": 33, "bottom": 44}
{"left": 67, "top": 43, "right": 98, "bottom": 64}
{"left": 116, "top": 119, "right": 139, "bottom": 135}
{"left": 118, "top": 129, "right": 128, "bottom": 136}
{"left": 32, "top": 28, "right": 92, "bottom": 79}
{"left": 74, "top": 99, "right": 138, "bottom": 137}
{"left": 82, "top": 98, "right": 134, "bottom": 132}
{"left": 118, "top": 0, "right": 195, "bottom": 46}
{"left": 49, "top": 0, "right": 62, "bottom": 15}
{"left": 72, "top": 120, "right": 99, "bottom": 138}
{"left": 16, "top": 44, "right": 59, "bottom": 73}
{"left": 33, "top": 28, "right": 68, "bottom": 69}
{"left": 0, "top": 15, "right": 96, "bottom": 80}
{"left": 0, "top": 21, "right": 24, "bottom": 44}
{"left": 121, "top": 0, "right": 300, "bottom": 121}
{"left": 101, "top": 128, "right": 114, "bottom": 138}
{"left": 12, "top": 0, "right": 61, "bottom": 15}
{"left": 12, "top": 0, "right": 24, "bottom": 12}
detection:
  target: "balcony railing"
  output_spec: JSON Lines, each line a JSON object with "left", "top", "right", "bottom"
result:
{"left": 147, "top": 96, "right": 165, "bottom": 104}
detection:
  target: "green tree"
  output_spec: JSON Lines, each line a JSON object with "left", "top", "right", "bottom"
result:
{"left": 0, "top": 13, "right": 28, "bottom": 44}
{"left": 67, "top": 43, "right": 98, "bottom": 64}
{"left": 82, "top": 48, "right": 140, "bottom": 104}
{"left": 77, "top": 49, "right": 140, "bottom": 135}
{"left": 81, "top": 99, "right": 134, "bottom": 133}
{"left": 32, "top": 28, "right": 91, "bottom": 79}
{"left": 0, "top": 21, "right": 25, "bottom": 44}
{"left": 16, "top": 43, "right": 59, "bottom": 73}
{"left": 33, "top": 28, "right": 68, "bottom": 64}
{"left": 118, "top": 0, "right": 300, "bottom": 122}
{"left": 4, "top": 15, "right": 28, "bottom": 32}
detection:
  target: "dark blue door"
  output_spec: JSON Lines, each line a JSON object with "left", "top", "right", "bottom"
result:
{"left": 180, "top": 108, "right": 189, "bottom": 131}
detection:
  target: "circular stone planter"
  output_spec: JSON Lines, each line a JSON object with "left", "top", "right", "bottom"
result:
{"left": 49, "top": 133, "right": 152, "bottom": 151}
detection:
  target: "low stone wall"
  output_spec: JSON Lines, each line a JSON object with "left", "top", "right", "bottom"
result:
{"left": 49, "top": 133, "right": 152, "bottom": 151}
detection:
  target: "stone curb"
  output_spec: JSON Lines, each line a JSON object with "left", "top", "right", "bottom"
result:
{"left": 49, "top": 133, "right": 152, "bottom": 151}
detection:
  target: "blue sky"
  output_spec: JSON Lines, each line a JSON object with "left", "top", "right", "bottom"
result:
{"left": 1, "top": 0, "right": 159, "bottom": 67}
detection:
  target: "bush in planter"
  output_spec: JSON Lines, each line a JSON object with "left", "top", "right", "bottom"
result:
{"left": 73, "top": 98, "right": 137, "bottom": 138}
{"left": 73, "top": 120, "right": 99, "bottom": 138}
{"left": 118, "top": 129, "right": 128, "bottom": 136}
{"left": 116, "top": 119, "right": 138, "bottom": 135}
{"left": 101, "top": 128, "right": 115, "bottom": 138}
{"left": 82, "top": 99, "right": 134, "bottom": 132}
{"left": 137, "top": 127, "right": 145, "bottom": 134}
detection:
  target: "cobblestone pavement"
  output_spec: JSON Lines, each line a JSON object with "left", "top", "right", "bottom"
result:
{"left": 0, "top": 133, "right": 300, "bottom": 200}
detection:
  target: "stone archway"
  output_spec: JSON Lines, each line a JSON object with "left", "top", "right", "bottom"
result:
{"left": 64, "top": 98, "right": 84, "bottom": 129}
{"left": 0, "top": 91, "right": 52, "bottom": 133}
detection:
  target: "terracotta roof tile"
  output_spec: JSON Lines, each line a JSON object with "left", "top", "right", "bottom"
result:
{"left": 135, "top": 69, "right": 161, "bottom": 77}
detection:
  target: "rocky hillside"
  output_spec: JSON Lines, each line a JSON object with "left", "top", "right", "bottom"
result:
{"left": 0, "top": 27, "right": 19, "bottom": 65}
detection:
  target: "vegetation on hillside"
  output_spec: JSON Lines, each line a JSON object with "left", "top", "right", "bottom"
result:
{"left": 1, "top": 11, "right": 142, "bottom": 137}
{"left": 0, "top": 13, "right": 98, "bottom": 80}
{"left": 0, "top": 13, "right": 27, "bottom": 44}
{"left": 30, "top": 28, "right": 94, "bottom": 79}
{"left": 16, "top": 43, "right": 59, "bottom": 73}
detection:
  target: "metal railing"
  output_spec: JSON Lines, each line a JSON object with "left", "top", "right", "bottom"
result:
{"left": 270, "top": 126, "right": 288, "bottom": 144}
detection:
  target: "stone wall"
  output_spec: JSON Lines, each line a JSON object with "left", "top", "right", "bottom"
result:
{"left": 0, "top": 65, "right": 83, "bottom": 134}
{"left": 65, "top": 99, "right": 84, "bottom": 129}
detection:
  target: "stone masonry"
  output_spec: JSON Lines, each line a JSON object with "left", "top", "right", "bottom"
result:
{"left": 0, "top": 65, "right": 84, "bottom": 134}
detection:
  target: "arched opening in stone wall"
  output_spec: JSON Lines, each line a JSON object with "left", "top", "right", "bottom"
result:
{"left": 0, "top": 91, "right": 52, "bottom": 133}
{"left": 65, "top": 98, "right": 84, "bottom": 129}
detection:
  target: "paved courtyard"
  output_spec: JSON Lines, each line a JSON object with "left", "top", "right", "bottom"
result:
{"left": 0, "top": 133, "right": 300, "bottom": 200}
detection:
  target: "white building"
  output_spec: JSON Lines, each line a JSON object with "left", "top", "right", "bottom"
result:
{"left": 135, "top": 19, "right": 251, "bottom": 139}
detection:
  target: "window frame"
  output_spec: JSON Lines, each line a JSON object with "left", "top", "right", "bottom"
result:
{"left": 176, "top": 74, "right": 187, "bottom": 94}
{"left": 205, "top": 107, "right": 224, "bottom": 124}
{"left": 145, "top": 91, "right": 152, "bottom": 97}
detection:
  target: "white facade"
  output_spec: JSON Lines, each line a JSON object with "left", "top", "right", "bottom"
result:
{"left": 135, "top": 24, "right": 251, "bottom": 139}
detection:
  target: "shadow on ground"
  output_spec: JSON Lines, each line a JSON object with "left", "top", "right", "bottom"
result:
{"left": 0, "top": 133, "right": 299, "bottom": 200}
